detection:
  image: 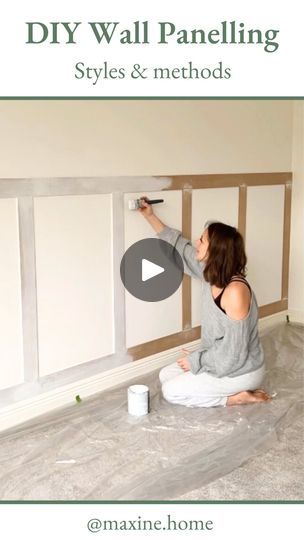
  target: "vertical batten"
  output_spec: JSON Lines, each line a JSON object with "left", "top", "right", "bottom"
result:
{"left": 282, "top": 183, "right": 292, "bottom": 301}
{"left": 18, "top": 197, "right": 39, "bottom": 382}
{"left": 238, "top": 184, "right": 247, "bottom": 242}
{"left": 112, "top": 191, "right": 127, "bottom": 356}
{"left": 182, "top": 188, "right": 192, "bottom": 330}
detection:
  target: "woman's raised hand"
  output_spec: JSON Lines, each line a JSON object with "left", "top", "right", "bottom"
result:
{"left": 138, "top": 196, "right": 154, "bottom": 217}
{"left": 137, "top": 196, "right": 166, "bottom": 234}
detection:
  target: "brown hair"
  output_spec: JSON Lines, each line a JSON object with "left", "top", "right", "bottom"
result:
{"left": 203, "top": 222, "right": 247, "bottom": 288}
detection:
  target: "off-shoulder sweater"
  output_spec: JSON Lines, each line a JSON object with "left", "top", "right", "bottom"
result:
{"left": 157, "top": 226, "right": 264, "bottom": 378}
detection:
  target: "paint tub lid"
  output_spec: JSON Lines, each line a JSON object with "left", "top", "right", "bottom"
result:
{"left": 128, "top": 385, "right": 149, "bottom": 394}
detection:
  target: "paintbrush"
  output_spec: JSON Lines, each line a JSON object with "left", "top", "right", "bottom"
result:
{"left": 128, "top": 197, "right": 164, "bottom": 210}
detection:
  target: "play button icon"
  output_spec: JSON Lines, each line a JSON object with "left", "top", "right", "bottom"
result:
{"left": 120, "top": 238, "right": 184, "bottom": 302}
{"left": 142, "top": 259, "right": 164, "bottom": 282}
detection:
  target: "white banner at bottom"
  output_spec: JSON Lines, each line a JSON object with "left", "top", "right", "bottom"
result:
{"left": 0, "top": 503, "right": 302, "bottom": 539}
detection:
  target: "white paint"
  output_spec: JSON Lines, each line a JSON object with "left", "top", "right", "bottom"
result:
{"left": 128, "top": 199, "right": 142, "bottom": 210}
{"left": 18, "top": 197, "right": 40, "bottom": 383}
{"left": 0, "top": 198, "right": 24, "bottom": 390}
{"left": 289, "top": 102, "right": 304, "bottom": 313}
{"left": 127, "top": 385, "right": 149, "bottom": 416}
{"left": 246, "top": 186, "right": 285, "bottom": 306}
{"left": 124, "top": 190, "right": 182, "bottom": 348}
{"left": 191, "top": 188, "right": 239, "bottom": 326}
{"left": 34, "top": 194, "right": 114, "bottom": 376}
{"left": 0, "top": 176, "right": 171, "bottom": 199}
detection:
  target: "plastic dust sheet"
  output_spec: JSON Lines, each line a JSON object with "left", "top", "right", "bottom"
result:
{"left": 0, "top": 322, "right": 303, "bottom": 500}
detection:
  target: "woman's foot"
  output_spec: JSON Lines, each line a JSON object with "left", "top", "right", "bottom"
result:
{"left": 227, "top": 389, "right": 271, "bottom": 406}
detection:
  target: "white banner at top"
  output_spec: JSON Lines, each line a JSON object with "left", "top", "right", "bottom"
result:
{"left": 0, "top": 0, "right": 303, "bottom": 97}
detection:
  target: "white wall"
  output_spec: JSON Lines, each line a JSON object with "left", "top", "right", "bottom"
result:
{"left": 289, "top": 102, "right": 304, "bottom": 318}
{"left": 246, "top": 185, "right": 285, "bottom": 306}
{"left": 0, "top": 100, "right": 292, "bottom": 178}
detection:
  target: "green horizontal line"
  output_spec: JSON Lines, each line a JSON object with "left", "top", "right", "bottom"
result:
{"left": 0, "top": 500, "right": 303, "bottom": 504}
{"left": 0, "top": 96, "right": 303, "bottom": 100}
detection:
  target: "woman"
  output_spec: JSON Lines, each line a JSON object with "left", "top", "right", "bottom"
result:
{"left": 139, "top": 198, "right": 271, "bottom": 407}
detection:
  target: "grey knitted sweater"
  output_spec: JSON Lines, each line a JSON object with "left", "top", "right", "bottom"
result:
{"left": 157, "top": 226, "right": 264, "bottom": 378}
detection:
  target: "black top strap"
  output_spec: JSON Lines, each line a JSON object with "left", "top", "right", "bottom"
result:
{"left": 214, "top": 276, "right": 251, "bottom": 314}
{"left": 229, "top": 277, "right": 251, "bottom": 292}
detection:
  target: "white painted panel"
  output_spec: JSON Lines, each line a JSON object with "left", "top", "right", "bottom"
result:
{"left": 191, "top": 188, "right": 239, "bottom": 326}
{"left": 124, "top": 191, "right": 182, "bottom": 348}
{"left": 34, "top": 195, "right": 114, "bottom": 376}
{"left": 0, "top": 199, "right": 24, "bottom": 390}
{"left": 246, "top": 185, "right": 285, "bottom": 306}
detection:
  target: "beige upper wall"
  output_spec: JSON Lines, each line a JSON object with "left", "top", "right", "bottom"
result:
{"left": 0, "top": 100, "right": 293, "bottom": 178}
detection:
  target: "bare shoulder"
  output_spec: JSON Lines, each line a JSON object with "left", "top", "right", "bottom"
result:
{"left": 222, "top": 281, "right": 251, "bottom": 320}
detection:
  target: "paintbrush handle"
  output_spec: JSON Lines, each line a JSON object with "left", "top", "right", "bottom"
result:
{"left": 142, "top": 198, "right": 164, "bottom": 205}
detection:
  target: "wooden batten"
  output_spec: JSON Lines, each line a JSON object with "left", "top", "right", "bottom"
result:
{"left": 282, "top": 184, "right": 292, "bottom": 300}
{"left": 128, "top": 328, "right": 201, "bottom": 361}
{"left": 259, "top": 299, "right": 288, "bottom": 318}
{"left": 182, "top": 189, "right": 192, "bottom": 330}
{"left": 165, "top": 172, "right": 292, "bottom": 190}
{"left": 238, "top": 184, "right": 247, "bottom": 241}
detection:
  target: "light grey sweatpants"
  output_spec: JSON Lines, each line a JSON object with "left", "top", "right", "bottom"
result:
{"left": 159, "top": 362, "right": 266, "bottom": 408}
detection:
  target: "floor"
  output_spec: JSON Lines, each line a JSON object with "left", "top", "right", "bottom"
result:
{"left": 0, "top": 322, "right": 303, "bottom": 500}
{"left": 176, "top": 410, "right": 303, "bottom": 500}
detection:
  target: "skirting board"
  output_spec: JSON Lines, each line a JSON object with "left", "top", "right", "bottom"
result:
{"left": 258, "top": 309, "right": 288, "bottom": 333}
{"left": 287, "top": 309, "right": 304, "bottom": 325}
{"left": 0, "top": 309, "right": 298, "bottom": 434}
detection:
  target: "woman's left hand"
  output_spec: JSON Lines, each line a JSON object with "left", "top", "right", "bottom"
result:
{"left": 177, "top": 349, "right": 191, "bottom": 372}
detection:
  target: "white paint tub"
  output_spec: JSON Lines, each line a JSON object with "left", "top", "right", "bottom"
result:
{"left": 127, "top": 385, "right": 149, "bottom": 416}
